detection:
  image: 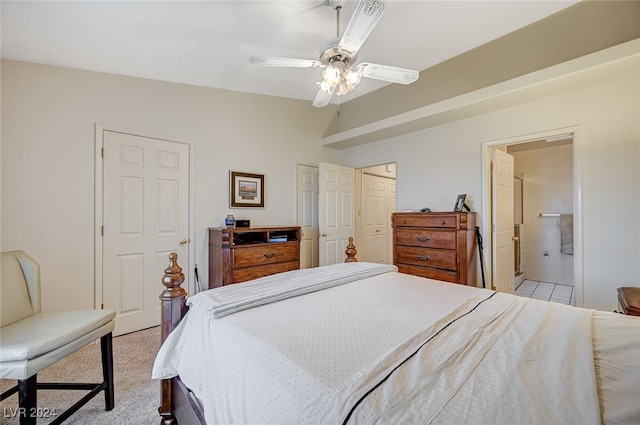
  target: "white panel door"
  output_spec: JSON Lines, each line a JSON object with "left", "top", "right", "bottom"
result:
{"left": 491, "top": 148, "right": 515, "bottom": 293}
{"left": 387, "top": 179, "right": 396, "bottom": 264}
{"left": 319, "top": 162, "right": 355, "bottom": 266}
{"left": 103, "top": 130, "right": 190, "bottom": 335}
{"left": 296, "top": 164, "right": 319, "bottom": 269}
{"left": 362, "top": 174, "right": 392, "bottom": 263}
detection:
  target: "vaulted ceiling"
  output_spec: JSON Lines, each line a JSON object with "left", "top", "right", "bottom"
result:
{"left": 1, "top": 1, "right": 579, "bottom": 105}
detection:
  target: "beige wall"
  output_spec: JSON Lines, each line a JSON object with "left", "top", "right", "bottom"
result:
{"left": 338, "top": 61, "right": 640, "bottom": 312}
{"left": 2, "top": 48, "right": 639, "bottom": 314}
{"left": 0, "top": 59, "right": 339, "bottom": 311}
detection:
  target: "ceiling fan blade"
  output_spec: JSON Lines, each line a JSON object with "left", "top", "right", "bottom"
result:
{"left": 357, "top": 63, "right": 419, "bottom": 85}
{"left": 247, "top": 55, "right": 322, "bottom": 68}
{"left": 313, "top": 86, "right": 335, "bottom": 108}
{"left": 338, "top": 0, "right": 386, "bottom": 55}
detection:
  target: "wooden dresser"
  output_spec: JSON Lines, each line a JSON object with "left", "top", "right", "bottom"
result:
{"left": 392, "top": 212, "right": 477, "bottom": 285}
{"left": 208, "top": 226, "right": 301, "bottom": 288}
{"left": 617, "top": 287, "right": 640, "bottom": 316}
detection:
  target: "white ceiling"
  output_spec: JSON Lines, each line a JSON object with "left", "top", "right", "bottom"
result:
{"left": 1, "top": 1, "right": 579, "bottom": 104}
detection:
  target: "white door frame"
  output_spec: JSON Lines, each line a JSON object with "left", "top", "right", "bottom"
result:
{"left": 94, "top": 123, "right": 196, "bottom": 308}
{"left": 481, "top": 125, "right": 584, "bottom": 306}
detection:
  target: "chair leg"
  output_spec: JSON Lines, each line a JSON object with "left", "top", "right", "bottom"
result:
{"left": 100, "top": 332, "right": 115, "bottom": 411}
{"left": 17, "top": 375, "right": 37, "bottom": 425}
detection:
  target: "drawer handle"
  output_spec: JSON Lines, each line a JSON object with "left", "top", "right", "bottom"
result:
{"left": 402, "top": 219, "right": 407, "bottom": 224}
{"left": 416, "top": 236, "right": 431, "bottom": 242}
{"left": 416, "top": 255, "right": 431, "bottom": 261}
{"left": 440, "top": 220, "right": 446, "bottom": 225}
{"left": 263, "top": 253, "right": 276, "bottom": 258}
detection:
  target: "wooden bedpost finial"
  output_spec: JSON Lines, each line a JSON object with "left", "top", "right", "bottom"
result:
{"left": 160, "top": 252, "right": 186, "bottom": 301}
{"left": 159, "top": 252, "right": 187, "bottom": 342}
{"left": 345, "top": 236, "right": 358, "bottom": 262}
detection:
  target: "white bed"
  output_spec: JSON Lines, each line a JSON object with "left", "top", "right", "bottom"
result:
{"left": 153, "top": 262, "right": 640, "bottom": 425}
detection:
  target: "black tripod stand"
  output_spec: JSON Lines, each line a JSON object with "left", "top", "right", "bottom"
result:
{"left": 475, "top": 226, "right": 486, "bottom": 289}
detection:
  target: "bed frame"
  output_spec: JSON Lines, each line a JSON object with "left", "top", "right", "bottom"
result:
{"left": 157, "top": 237, "right": 358, "bottom": 424}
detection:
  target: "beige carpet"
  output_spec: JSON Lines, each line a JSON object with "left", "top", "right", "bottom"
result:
{"left": 1, "top": 326, "right": 161, "bottom": 424}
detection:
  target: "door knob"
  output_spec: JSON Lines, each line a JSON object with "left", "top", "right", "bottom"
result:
{"left": 179, "top": 238, "right": 188, "bottom": 245}
{"left": 320, "top": 233, "right": 328, "bottom": 237}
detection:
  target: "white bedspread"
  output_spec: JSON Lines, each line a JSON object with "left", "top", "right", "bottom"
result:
{"left": 189, "top": 262, "right": 397, "bottom": 318}
{"left": 152, "top": 264, "right": 611, "bottom": 425}
{"left": 309, "top": 292, "right": 600, "bottom": 425}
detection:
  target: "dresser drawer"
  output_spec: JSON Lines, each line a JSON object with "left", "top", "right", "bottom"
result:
{"left": 397, "top": 264, "right": 458, "bottom": 284}
{"left": 232, "top": 261, "right": 300, "bottom": 283}
{"left": 395, "top": 228, "right": 456, "bottom": 249}
{"left": 233, "top": 261, "right": 299, "bottom": 283}
{"left": 395, "top": 246, "right": 457, "bottom": 271}
{"left": 394, "top": 214, "right": 457, "bottom": 228}
{"left": 233, "top": 244, "right": 299, "bottom": 268}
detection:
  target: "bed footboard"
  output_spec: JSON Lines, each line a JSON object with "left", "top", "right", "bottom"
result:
{"left": 157, "top": 240, "right": 358, "bottom": 424}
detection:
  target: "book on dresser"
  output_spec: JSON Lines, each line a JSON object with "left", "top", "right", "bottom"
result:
{"left": 208, "top": 225, "right": 301, "bottom": 288}
{"left": 392, "top": 212, "right": 477, "bottom": 286}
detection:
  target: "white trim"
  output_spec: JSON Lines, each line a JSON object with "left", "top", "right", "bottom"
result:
{"left": 94, "top": 123, "right": 196, "bottom": 308}
{"left": 481, "top": 125, "right": 583, "bottom": 306}
{"left": 94, "top": 124, "right": 104, "bottom": 309}
{"left": 571, "top": 127, "right": 584, "bottom": 307}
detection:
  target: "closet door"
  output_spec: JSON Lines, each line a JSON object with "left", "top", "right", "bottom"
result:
{"left": 362, "top": 174, "right": 394, "bottom": 264}
{"left": 101, "top": 129, "right": 191, "bottom": 335}
{"left": 318, "top": 162, "right": 355, "bottom": 266}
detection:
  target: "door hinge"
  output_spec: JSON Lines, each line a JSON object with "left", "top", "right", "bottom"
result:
{"left": 101, "top": 226, "right": 104, "bottom": 236}
{"left": 101, "top": 147, "right": 104, "bottom": 158}
{"left": 101, "top": 303, "right": 104, "bottom": 309}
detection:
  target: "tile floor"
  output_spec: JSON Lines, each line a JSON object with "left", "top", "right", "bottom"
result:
{"left": 515, "top": 279, "right": 574, "bottom": 305}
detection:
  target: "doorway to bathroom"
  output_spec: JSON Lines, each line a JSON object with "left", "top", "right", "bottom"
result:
{"left": 482, "top": 127, "right": 583, "bottom": 307}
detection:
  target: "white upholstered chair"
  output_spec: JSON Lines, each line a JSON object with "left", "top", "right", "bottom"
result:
{"left": 0, "top": 250, "right": 116, "bottom": 424}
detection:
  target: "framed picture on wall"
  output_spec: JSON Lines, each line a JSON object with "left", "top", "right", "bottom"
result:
{"left": 230, "top": 171, "right": 264, "bottom": 208}
{"left": 454, "top": 194, "right": 467, "bottom": 212}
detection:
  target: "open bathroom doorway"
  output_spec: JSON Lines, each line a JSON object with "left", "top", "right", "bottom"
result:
{"left": 482, "top": 127, "right": 583, "bottom": 307}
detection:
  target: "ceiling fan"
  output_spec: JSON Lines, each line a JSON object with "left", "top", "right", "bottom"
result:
{"left": 247, "top": 0, "right": 419, "bottom": 108}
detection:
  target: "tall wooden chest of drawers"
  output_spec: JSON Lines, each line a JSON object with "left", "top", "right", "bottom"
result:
{"left": 392, "top": 212, "right": 477, "bottom": 285}
{"left": 208, "top": 226, "right": 301, "bottom": 288}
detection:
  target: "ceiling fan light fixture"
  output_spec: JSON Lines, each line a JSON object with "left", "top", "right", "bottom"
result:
{"left": 317, "top": 79, "right": 332, "bottom": 94}
{"left": 319, "top": 63, "right": 362, "bottom": 97}
{"left": 344, "top": 68, "right": 362, "bottom": 87}
{"left": 336, "top": 82, "right": 350, "bottom": 96}
{"left": 322, "top": 64, "right": 342, "bottom": 87}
